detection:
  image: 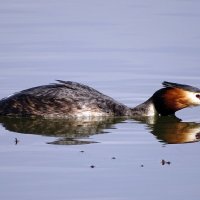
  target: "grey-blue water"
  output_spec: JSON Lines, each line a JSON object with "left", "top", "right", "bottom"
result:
{"left": 1, "top": 0, "right": 200, "bottom": 199}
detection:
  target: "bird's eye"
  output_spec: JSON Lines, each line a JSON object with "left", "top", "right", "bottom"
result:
{"left": 196, "top": 94, "right": 200, "bottom": 99}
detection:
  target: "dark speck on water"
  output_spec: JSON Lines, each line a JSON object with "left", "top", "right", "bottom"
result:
{"left": 161, "top": 159, "right": 171, "bottom": 166}
{"left": 15, "top": 138, "right": 19, "bottom": 145}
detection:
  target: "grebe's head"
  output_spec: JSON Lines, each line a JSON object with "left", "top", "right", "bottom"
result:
{"left": 152, "top": 81, "right": 200, "bottom": 116}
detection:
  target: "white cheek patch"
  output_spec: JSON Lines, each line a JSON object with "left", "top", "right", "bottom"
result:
{"left": 186, "top": 91, "right": 200, "bottom": 106}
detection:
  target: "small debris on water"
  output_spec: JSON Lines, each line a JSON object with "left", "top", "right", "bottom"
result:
{"left": 161, "top": 159, "right": 171, "bottom": 166}
{"left": 90, "top": 165, "right": 95, "bottom": 168}
{"left": 112, "top": 157, "right": 116, "bottom": 160}
{"left": 15, "top": 138, "right": 19, "bottom": 145}
{"left": 80, "top": 150, "right": 84, "bottom": 153}
{"left": 140, "top": 164, "right": 144, "bottom": 167}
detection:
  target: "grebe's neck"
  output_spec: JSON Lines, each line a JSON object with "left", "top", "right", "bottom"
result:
{"left": 131, "top": 97, "right": 158, "bottom": 117}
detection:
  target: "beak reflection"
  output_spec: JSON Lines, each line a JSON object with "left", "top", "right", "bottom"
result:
{"left": 146, "top": 116, "right": 200, "bottom": 144}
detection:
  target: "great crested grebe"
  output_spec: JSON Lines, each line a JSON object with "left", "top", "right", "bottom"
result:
{"left": 0, "top": 80, "right": 200, "bottom": 118}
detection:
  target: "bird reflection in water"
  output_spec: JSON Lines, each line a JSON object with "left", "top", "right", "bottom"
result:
{"left": 133, "top": 115, "right": 200, "bottom": 144}
{"left": 147, "top": 116, "right": 200, "bottom": 144}
{"left": 0, "top": 116, "right": 200, "bottom": 145}
{"left": 0, "top": 117, "right": 124, "bottom": 145}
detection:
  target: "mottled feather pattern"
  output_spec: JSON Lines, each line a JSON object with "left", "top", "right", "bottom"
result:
{"left": 0, "top": 81, "right": 131, "bottom": 118}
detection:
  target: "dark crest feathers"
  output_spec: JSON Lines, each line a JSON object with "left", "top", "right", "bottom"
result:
{"left": 162, "top": 81, "right": 200, "bottom": 93}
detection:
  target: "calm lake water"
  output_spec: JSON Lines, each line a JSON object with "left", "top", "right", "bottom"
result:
{"left": 1, "top": 0, "right": 200, "bottom": 199}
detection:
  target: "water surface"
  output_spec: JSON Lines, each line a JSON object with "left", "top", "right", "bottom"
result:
{"left": 0, "top": 0, "right": 200, "bottom": 200}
